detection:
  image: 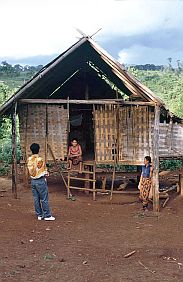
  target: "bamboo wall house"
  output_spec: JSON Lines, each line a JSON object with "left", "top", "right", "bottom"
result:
{"left": 0, "top": 36, "right": 183, "bottom": 211}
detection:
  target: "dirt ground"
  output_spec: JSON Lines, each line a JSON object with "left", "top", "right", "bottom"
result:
{"left": 0, "top": 174, "right": 183, "bottom": 282}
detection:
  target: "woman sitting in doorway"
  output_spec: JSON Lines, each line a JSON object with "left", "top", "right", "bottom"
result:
{"left": 68, "top": 138, "right": 83, "bottom": 173}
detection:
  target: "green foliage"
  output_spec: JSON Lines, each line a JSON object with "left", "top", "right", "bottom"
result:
{"left": 0, "top": 82, "right": 14, "bottom": 106}
{"left": 128, "top": 67, "right": 183, "bottom": 118}
{"left": 97, "top": 164, "right": 137, "bottom": 172}
{"left": 0, "top": 140, "right": 22, "bottom": 164}
{"left": 0, "top": 163, "right": 10, "bottom": 176}
{"left": 0, "top": 117, "right": 11, "bottom": 139}
{"left": 0, "top": 61, "right": 43, "bottom": 78}
{"left": 160, "top": 160, "right": 183, "bottom": 171}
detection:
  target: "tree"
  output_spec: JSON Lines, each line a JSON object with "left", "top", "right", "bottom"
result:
{"left": 13, "top": 64, "right": 23, "bottom": 76}
{"left": 0, "top": 61, "right": 15, "bottom": 76}
{"left": 167, "top": 57, "right": 174, "bottom": 71}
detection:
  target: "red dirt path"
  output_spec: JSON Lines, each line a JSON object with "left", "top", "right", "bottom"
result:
{"left": 0, "top": 176, "right": 183, "bottom": 282}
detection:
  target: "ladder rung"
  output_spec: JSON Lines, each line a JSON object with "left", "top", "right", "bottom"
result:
{"left": 69, "top": 170, "right": 94, "bottom": 174}
{"left": 69, "top": 177, "right": 96, "bottom": 182}
{"left": 69, "top": 186, "right": 97, "bottom": 192}
{"left": 83, "top": 162, "right": 95, "bottom": 166}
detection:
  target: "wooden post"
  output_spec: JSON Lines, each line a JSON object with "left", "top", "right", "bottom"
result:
{"left": 12, "top": 102, "right": 18, "bottom": 199}
{"left": 152, "top": 105, "right": 160, "bottom": 212}
{"left": 92, "top": 161, "right": 96, "bottom": 200}
{"left": 179, "top": 174, "right": 183, "bottom": 196}
{"left": 24, "top": 104, "right": 29, "bottom": 188}
{"left": 93, "top": 104, "right": 97, "bottom": 162}
{"left": 101, "top": 176, "right": 107, "bottom": 191}
{"left": 110, "top": 154, "right": 117, "bottom": 201}
{"left": 45, "top": 104, "right": 48, "bottom": 162}
{"left": 137, "top": 166, "right": 141, "bottom": 184}
{"left": 67, "top": 97, "right": 70, "bottom": 150}
{"left": 84, "top": 165, "right": 90, "bottom": 195}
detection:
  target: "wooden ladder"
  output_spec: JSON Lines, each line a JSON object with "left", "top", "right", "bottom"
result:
{"left": 67, "top": 161, "right": 96, "bottom": 200}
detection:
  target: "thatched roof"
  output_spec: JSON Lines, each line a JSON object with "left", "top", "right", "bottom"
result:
{"left": 0, "top": 36, "right": 180, "bottom": 121}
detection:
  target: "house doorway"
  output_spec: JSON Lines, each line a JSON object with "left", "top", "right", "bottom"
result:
{"left": 69, "top": 105, "right": 95, "bottom": 161}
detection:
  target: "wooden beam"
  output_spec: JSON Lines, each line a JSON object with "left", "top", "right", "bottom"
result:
{"left": 11, "top": 102, "right": 18, "bottom": 199}
{"left": 19, "top": 99, "right": 155, "bottom": 106}
{"left": 152, "top": 105, "right": 160, "bottom": 212}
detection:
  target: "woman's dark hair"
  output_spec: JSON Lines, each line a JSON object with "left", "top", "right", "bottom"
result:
{"left": 30, "top": 143, "right": 40, "bottom": 154}
{"left": 145, "top": 156, "right": 151, "bottom": 163}
{"left": 71, "top": 138, "right": 78, "bottom": 143}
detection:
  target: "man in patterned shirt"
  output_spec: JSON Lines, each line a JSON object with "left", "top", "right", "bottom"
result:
{"left": 27, "top": 143, "right": 55, "bottom": 221}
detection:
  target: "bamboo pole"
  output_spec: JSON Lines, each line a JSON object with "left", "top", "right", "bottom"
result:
{"left": 93, "top": 104, "right": 97, "bottom": 162}
{"left": 93, "top": 161, "right": 96, "bottom": 200}
{"left": 23, "top": 104, "right": 29, "bottom": 187}
{"left": 45, "top": 104, "right": 48, "bottom": 163}
{"left": 19, "top": 99, "right": 155, "bottom": 106}
{"left": 110, "top": 154, "right": 117, "bottom": 200}
{"left": 67, "top": 186, "right": 139, "bottom": 194}
{"left": 179, "top": 174, "right": 183, "bottom": 196}
{"left": 152, "top": 105, "right": 160, "bottom": 212}
{"left": 12, "top": 102, "right": 18, "bottom": 199}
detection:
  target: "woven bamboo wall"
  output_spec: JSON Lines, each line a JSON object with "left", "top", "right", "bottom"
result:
{"left": 118, "top": 106, "right": 152, "bottom": 163}
{"left": 159, "top": 122, "right": 183, "bottom": 157}
{"left": 18, "top": 104, "right": 68, "bottom": 161}
{"left": 18, "top": 103, "right": 183, "bottom": 165}
{"left": 94, "top": 104, "right": 118, "bottom": 162}
{"left": 94, "top": 105, "right": 183, "bottom": 164}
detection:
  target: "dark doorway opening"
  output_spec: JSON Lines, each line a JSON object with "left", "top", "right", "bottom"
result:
{"left": 69, "top": 105, "right": 94, "bottom": 161}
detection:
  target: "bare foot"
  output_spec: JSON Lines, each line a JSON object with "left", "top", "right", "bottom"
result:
{"left": 143, "top": 208, "right": 149, "bottom": 213}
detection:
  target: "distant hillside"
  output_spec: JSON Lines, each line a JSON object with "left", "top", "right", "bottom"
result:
{"left": 0, "top": 61, "right": 183, "bottom": 118}
{"left": 128, "top": 67, "right": 183, "bottom": 118}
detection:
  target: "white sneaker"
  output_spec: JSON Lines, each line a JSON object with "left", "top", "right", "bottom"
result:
{"left": 38, "top": 216, "right": 43, "bottom": 220}
{"left": 44, "top": 216, "right": 55, "bottom": 221}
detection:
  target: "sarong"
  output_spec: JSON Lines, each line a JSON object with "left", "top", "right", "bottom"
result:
{"left": 139, "top": 177, "right": 152, "bottom": 208}
{"left": 69, "top": 156, "right": 82, "bottom": 166}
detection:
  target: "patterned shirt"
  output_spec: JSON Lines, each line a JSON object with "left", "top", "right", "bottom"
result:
{"left": 27, "top": 154, "right": 47, "bottom": 179}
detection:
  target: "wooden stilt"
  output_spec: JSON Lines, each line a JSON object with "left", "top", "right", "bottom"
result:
{"left": 152, "top": 105, "right": 160, "bottom": 212}
{"left": 110, "top": 155, "right": 117, "bottom": 201}
{"left": 92, "top": 161, "right": 96, "bottom": 200}
{"left": 101, "top": 176, "right": 107, "bottom": 191}
{"left": 23, "top": 104, "right": 29, "bottom": 187}
{"left": 12, "top": 102, "right": 18, "bottom": 199}
{"left": 110, "top": 164, "right": 116, "bottom": 201}
{"left": 67, "top": 170, "right": 71, "bottom": 199}
{"left": 45, "top": 104, "right": 48, "bottom": 163}
{"left": 179, "top": 174, "right": 183, "bottom": 196}
{"left": 84, "top": 165, "right": 90, "bottom": 195}
{"left": 137, "top": 166, "right": 141, "bottom": 184}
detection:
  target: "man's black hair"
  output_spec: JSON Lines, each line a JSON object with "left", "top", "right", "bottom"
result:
{"left": 30, "top": 143, "right": 40, "bottom": 154}
{"left": 145, "top": 156, "right": 151, "bottom": 163}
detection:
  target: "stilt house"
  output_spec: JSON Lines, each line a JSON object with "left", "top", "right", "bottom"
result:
{"left": 0, "top": 36, "right": 183, "bottom": 210}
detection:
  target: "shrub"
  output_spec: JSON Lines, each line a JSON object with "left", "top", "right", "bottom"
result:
{"left": 0, "top": 140, "right": 22, "bottom": 164}
{"left": 160, "top": 159, "right": 183, "bottom": 171}
{"left": 0, "top": 164, "right": 10, "bottom": 176}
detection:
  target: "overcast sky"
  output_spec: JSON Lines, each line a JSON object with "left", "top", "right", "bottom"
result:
{"left": 0, "top": 0, "right": 183, "bottom": 66}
